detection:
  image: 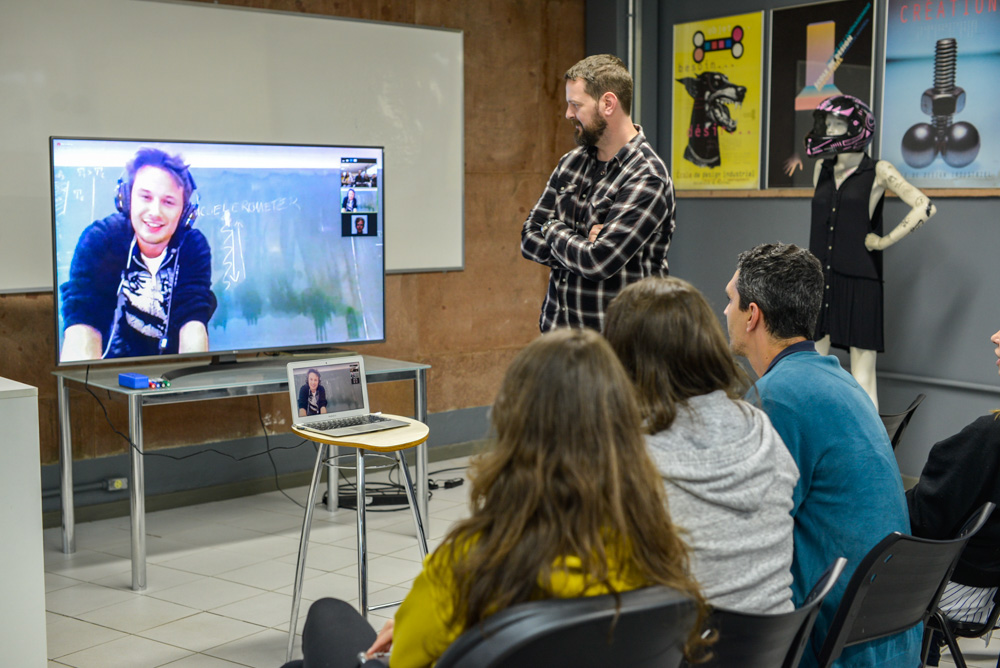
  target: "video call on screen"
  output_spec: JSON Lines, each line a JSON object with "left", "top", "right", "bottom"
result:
{"left": 340, "top": 157, "right": 378, "bottom": 236}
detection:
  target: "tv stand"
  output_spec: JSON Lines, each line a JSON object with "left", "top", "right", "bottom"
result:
{"left": 54, "top": 354, "right": 430, "bottom": 591}
{"left": 160, "top": 350, "right": 357, "bottom": 382}
{"left": 161, "top": 355, "right": 276, "bottom": 382}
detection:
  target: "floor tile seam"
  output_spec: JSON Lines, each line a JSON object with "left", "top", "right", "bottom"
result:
{"left": 199, "top": 627, "right": 289, "bottom": 661}
{"left": 134, "top": 614, "right": 273, "bottom": 653}
{"left": 74, "top": 610, "right": 204, "bottom": 636}
{"left": 153, "top": 551, "right": 279, "bottom": 575}
{"left": 210, "top": 567, "right": 327, "bottom": 591}
{"left": 45, "top": 574, "right": 91, "bottom": 591}
{"left": 56, "top": 634, "right": 193, "bottom": 665}
{"left": 47, "top": 625, "right": 129, "bottom": 660}
{"left": 141, "top": 580, "right": 274, "bottom": 609}
{"left": 153, "top": 650, "right": 257, "bottom": 668}
{"left": 46, "top": 609, "right": 130, "bottom": 629}
{"left": 46, "top": 589, "right": 146, "bottom": 616}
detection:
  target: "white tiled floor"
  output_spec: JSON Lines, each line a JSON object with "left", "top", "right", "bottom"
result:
{"left": 45, "top": 457, "right": 475, "bottom": 667}
{"left": 43, "top": 453, "right": 1000, "bottom": 667}
{"left": 939, "top": 635, "right": 1000, "bottom": 667}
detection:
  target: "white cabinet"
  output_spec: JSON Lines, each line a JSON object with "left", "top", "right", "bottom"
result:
{"left": 0, "top": 377, "right": 46, "bottom": 665}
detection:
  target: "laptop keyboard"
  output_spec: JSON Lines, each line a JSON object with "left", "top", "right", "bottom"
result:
{"left": 311, "top": 414, "right": 390, "bottom": 431}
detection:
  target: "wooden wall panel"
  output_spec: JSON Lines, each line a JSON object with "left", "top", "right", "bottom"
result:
{"left": 0, "top": 0, "right": 583, "bottom": 466}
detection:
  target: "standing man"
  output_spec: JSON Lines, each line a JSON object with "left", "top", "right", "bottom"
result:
{"left": 723, "top": 242, "right": 919, "bottom": 668}
{"left": 521, "top": 54, "right": 674, "bottom": 332}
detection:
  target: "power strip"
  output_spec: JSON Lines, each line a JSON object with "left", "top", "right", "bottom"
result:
{"left": 335, "top": 493, "right": 409, "bottom": 508}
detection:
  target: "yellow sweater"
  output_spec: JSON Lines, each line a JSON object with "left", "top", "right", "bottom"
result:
{"left": 389, "top": 546, "right": 646, "bottom": 668}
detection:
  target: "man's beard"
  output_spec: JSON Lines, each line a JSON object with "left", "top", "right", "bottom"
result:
{"left": 727, "top": 336, "right": 746, "bottom": 360}
{"left": 573, "top": 114, "right": 607, "bottom": 148}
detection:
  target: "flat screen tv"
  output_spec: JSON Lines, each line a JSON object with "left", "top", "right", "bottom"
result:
{"left": 50, "top": 137, "right": 385, "bottom": 371}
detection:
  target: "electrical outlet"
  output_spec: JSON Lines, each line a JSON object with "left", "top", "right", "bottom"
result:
{"left": 107, "top": 477, "right": 128, "bottom": 491}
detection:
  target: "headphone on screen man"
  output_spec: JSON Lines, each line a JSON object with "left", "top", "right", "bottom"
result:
{"left": 114, "top": 148, "right": 199, "bottom": 229}
{"left": 105, "top": 148, "right": 199, "bottom": 357}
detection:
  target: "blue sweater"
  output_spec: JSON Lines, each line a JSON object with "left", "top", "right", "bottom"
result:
{"left": 753, "top": 349, "right": 920, "bottom": 668}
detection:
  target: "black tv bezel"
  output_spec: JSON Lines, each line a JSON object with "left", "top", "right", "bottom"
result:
{"left": 49, "top": 135, "right": 387, "bottom": 369}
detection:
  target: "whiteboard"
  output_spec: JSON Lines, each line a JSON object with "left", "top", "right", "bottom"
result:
{"left": 0, "top": 0, "right": 464, "bottom": 292}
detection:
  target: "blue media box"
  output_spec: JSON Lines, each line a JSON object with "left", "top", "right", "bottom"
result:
{"left": 118, "top": 372, "right": 149, "bottom": 389}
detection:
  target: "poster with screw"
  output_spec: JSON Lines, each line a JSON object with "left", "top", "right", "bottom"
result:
{"left": 881, "top": 0, "right": 1000, "bottom": 188}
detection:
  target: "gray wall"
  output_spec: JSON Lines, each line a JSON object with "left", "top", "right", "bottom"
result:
{"left": 589, "top": 0, "right": 1000, "bottom": 476}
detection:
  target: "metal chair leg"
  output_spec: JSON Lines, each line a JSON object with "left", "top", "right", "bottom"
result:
{"left": 286, "top": 442, "right": 328, "bottom": 663}
{"left": 396, "top": 449, "right": 428, "bottom": 559}
{"left": 357, "top": 448, "right": 369, "bottom": 619}
{"left": 935, "top": 610, "right": 969, "bottom": 668}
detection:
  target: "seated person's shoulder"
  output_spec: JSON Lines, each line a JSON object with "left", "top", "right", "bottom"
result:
{"left": 968, "top": 412, "right": 1000, "bottom": 435}
{"left": 936, "top": 413, "right": 1000, "bottom": 454}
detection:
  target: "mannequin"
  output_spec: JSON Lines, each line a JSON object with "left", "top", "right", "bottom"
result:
{"left": 806, "top": 95, "right": 936, "bottom": 410}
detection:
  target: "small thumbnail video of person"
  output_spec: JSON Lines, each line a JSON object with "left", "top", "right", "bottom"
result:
{"left": 343, "top": 213, "right": 378, "bottom": 237}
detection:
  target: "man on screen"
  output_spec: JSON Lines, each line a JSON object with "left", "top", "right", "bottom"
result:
{"left": 354, "top": 216, "right": 367, "bottom": 235}
{"left": 59, "top": 148, "right": 217, "bottom": 361}
{"left": 521, "top": 54, "right": 675, "bottom": 332}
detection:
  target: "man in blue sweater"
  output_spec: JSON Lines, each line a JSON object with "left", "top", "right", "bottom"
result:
{"left": 723, "top": 242, "right": 919, "bottom": 667}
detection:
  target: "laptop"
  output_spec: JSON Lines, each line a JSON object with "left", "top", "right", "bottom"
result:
{"left": 286, "top": 356, "right": 409, "bottom": 437}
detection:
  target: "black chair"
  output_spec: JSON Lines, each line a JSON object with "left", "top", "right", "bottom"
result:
{"left": 880, "top": 393, "right": 926, "bottom": 450}
{"left": 433, "top": 585, "right": 698, "bottom": 668}
{"left": 815, "top": 502, "right": 995, "bottom": 668}
{"left": 685, "top": 557, "right": 847, "bottom": 668}
{"left": 924, "top": 582, "right": 1000, "bottom": 668}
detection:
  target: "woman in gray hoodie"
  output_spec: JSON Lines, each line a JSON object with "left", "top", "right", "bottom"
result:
{"left": 605, "top": 276, "right": 798, "bottom": 614}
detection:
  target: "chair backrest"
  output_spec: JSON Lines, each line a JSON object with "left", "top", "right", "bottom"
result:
{"left": 880, "top": 393, "right": 926, "bottom": 450}
{"left": 816, "top": 502, "right": 996, "bottom": 668}
{"left": 433, "top": 586, "right": 698, "bottom": 668}
{"left": 688, "top": 558, "right": 847, "bottom": 668}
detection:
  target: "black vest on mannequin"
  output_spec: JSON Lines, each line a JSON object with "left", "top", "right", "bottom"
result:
{"left": 809, "top": 154, "right": 884, "bottom": 281}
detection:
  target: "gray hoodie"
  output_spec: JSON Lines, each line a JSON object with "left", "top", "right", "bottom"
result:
{"left": 647, "top": 390, "right": 798, "bottom": 614}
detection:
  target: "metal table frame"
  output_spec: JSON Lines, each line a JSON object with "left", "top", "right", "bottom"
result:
{"left": 285, "top": 417, "right": 429, "bottom": 662}
{"left": 53, "top": 355, "right": 430, "bottom": 591}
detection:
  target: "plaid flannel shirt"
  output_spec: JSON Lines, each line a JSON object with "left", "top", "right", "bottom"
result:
{"left": 521, "top": 127, "right": 675, "bottom": 332}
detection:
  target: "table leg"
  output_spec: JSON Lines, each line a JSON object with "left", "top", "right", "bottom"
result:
{"left": 397, "top": 450, "right": 428, "bottom": 559}
{"left": 57, "top": 376, "right": 75, "bottom": 554}
{"left": 356, "top": 449, "right": 368, "bottom": 618}
{"left": 414, "top": 368, "right": 429, "bottom": 534}
{"left": 286, "top": 442, "right": 328, "bottom": 663}
{"left": 128, "top": 395, "right": 146, "bottom": 591}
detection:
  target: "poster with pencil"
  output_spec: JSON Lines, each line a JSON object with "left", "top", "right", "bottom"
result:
{"left": 881, "top": 0, "right": 1000, "bottom": 188}
{"left": 672, "top": 12, "right": 764, "bottom": 190}
{"left": 766, "top": 0, "right": 875, "bottom": 188}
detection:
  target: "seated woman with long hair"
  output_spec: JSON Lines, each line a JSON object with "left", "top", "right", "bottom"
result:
{"left": 604, "top": 277, "right": 798, "bottom": 614}
{"left": 284, "top": 328, "right": 709, "bottom": 668}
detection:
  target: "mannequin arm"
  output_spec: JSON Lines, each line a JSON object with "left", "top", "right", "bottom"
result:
{"left": 865, "top": 161, "right": 936, "bottom": 251}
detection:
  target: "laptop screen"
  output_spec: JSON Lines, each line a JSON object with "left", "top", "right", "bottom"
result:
{"left": 288, "top": 359, "right": 368, "bottom": 423}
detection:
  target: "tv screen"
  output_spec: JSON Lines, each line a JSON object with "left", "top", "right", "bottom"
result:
{"left": 50, "top": 137, "right": 385, "bottom": 367}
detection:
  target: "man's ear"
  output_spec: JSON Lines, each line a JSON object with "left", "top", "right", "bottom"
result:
{"left": 601, "top": 92, "right": 619, "bottom": 116}
{"left": 746, "top": 302, "right": 762, "bottom": 332}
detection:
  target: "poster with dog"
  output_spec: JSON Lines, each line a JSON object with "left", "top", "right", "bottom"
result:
{"left": 881, "top": 0, "right": 1000, "bottom": 188}
{"left": 672, "top": 12, "right": 763, "bottom": 190}
{"left": 766, "top": 0, "right": 875, "bottom": 189}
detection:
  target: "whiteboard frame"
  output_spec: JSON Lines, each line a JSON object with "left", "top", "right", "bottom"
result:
{"left": 0, "top": 0, "right": 464, "bottom": 293}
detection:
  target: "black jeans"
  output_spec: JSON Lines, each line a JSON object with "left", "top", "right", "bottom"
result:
{"left": 280, "top": 598, "right": 387, "bottom": 668}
